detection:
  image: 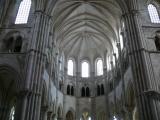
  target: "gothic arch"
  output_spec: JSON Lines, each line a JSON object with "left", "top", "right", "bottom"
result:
{"left": 97, "top": 111, "right": 106, "bottom": 120}
{"left": 66, "top": 111, "right": 74, "bottom": 120}
{"left": 0, "top": 65, "right": 22, "bottom": 90}
{"left": 125, "top": 82, "right": 138, "bottom": 120}
{"left": 66, "top": 108, "right": 75, "bottom": 120}
{"left": 52, "top": 100, "right": 56, "bottom": 114}
{"left": 1, "top": 31, "right": 26, "bottom": 52}
{"left": 80, "top": 108, "right": 91, "bottom": 120}
{"left": 126, "top": 82, "right": 135, "bottom": 109}
{"left": 41, "top": 81, "right": 48, "bottom": 107}
{"left": 57, "top": 105, "right": 63, "bottom": 118}
{"left": 0, "top": 65, "right": 22, "bottom": 120}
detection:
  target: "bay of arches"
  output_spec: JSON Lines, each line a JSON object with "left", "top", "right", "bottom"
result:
{"left": 67, "top": 59, "right": 104, "bottom": 77}
{"left": 67, "top": 85, "right": 74, "bottom": 96}
{"left": 81, "top": 87, "right": 90, "bottom": 97}
{"left": 97, "top": 84, "right": 104, "bottom": 96}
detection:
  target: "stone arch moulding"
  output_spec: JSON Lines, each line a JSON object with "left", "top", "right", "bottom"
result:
{"left": 65, "top": 107, "right": 75, "bottom": 120}
{"left": 0, "top": 65, "right": 22, "bottom": 90}
{"left": 41, "top": 81, "right": 48, "bottom": 107}
{"left": 57, "top": 104, "right": 63, "bottom": 118}
{"left": 125, "top": 82, "right": 136, "bottom": 112}
{"left": 0, "top": 30, "right": 27, "bottom": 52}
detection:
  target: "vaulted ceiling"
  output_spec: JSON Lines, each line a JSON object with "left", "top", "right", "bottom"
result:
{"left": 52, "top": 0, "right": 123, "bottom": 59}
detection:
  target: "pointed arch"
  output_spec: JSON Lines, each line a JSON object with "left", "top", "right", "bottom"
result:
{"left": 67, "top": 85, "right": 70, "bottom": 95}
{"left": 81, "top": 61, "right": 89, "bottom": 77}
{"left": 67, "top": 59, "right": 74, "bottom": 76}
{"left": 81, "top": 87, "right": 85, "bottom": 97}
{"left": 15, "top": 0, "right": 31, "bottom": 24}
{"left": 155, "top": 35, "right": 160, "bottom": 51}
{"left": 97, "top": 85, "right": 100, "bottom": 96}
{"left": 71, "top": 86, "right": 74, "bottom": 96}
{"left": 96, "top": 58, "right": 103, "bottom": 76}
{"left": 14, "top": 36, "right": 22, "bottom": 52}
{"left": 86, "top": 87, "right": 90, "bottom": 97}
{"left": 101, "top": 84, "right": 104, "bottom": 95}
{"left": 148, "top": 4, "right": 160, "bottom": 23}
{"left": 66, "top": 111, "right": 74, "bottom": 120}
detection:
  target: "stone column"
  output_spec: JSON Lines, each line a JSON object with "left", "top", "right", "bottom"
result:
{"left": 113, "top": 54, "right": 117, "bottom": 111}
{"left": 75, "top": 71, "right": 80, "bottom": 120}
{"left": 40, "top": 106, "right": 48, "bottom": 120}
{"left": 0, "top": 0, "right": 4, "bottom": 26}
{"left": 104, "top": 67, "right": 110, "bottom": 120}
{"left": 123, "top": 9, "right": 159, "bottom": 120}
{"left": 57, "top": 117, "right": 63, "bottom": 120}
{"left": 0, "top": 0, "right": 8, "bottom": 27}
{"left": 14, "top": 90, "right": 29, "bottom": 120}
{"left": 91, "top": 98, "right": 96, "bottom": 120}
{"left": 47, "top": 111, "right": 53, "bottom": 120}
{"left": 24, "top": 10, "right": 51, "bottom": 120}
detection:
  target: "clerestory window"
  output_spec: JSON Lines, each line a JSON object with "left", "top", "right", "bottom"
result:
{"left": 81, "top": 61, "right": 89, "bottom": 77}
{"left": 148, "top": 4, "right": 160, "bottom": 23}
{"left": 15, "top": 0, "right": 31, "bottom": 24}
{"left": 96, "top": 59, "right": 103, "bottom": 76}
{"left": 67, "top": 59, "right": 74, "bottom": 76}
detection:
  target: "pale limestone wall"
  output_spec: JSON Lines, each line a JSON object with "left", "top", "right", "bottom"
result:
{"left": 63, "top": 95, "right": 76, "bottom": 117}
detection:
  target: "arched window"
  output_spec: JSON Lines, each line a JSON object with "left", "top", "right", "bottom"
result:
{"left": 82, "top": 61, "right": 89, "bottom": 77}
{"left": 155, "top": 36, "right": 160, "bottom": 51}
{"left": 101, "top": 84, "right": 104, "bottom": 95}
{"left": 4, "top": 36, "right": 23, "bottom": 52}
{"left": 120, "top": 32, "right": 124, "bottom": 50}
{"left": 110, "top": 83, "right": 113, "bottom": 91}
{"left": 9, "top": 106, "right": 15, "bottom": 120}
{"left": 6, "top": 37, "right": 14, "bottom": 52}
{"left": 15, "top": 0, "right": 31, "bottom": 24}
{"left": 71, "top": 86, "right": 74, "bottom": 96}
{"left": 81, "top": 87, "right": 85, "bottom": 97}
{"left": 96, "top": 59, "right": 103, "bottom": 76}
{"left": 67, "top": 85, "right": 70, "bottom": 95}
{"left": 97, "top": 85, "right": 100, "bottom": 96}
{"left": 68, "top": 59, "right": 74, "bottom": 76}
{"left": 86, "top": 87, "right": 90, "bottom": 97}
{"left": 148, "top": 4, "right": 160, "bottom": 23}
{"left": 14, "top": 36, "right": 22, "bottom": 52}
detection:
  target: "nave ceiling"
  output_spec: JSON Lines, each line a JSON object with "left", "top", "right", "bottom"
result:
{"left": 51, "top": 0, "right": 123, "bottom": 59}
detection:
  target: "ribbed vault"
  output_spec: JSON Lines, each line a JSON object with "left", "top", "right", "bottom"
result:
{"left": 52, "top": 0, "right": 123, "bottom": 59}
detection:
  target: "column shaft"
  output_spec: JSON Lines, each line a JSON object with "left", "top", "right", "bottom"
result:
{"left": 124, "top": 10, "right": 159, "bottom": 120}
{"left": 24, "top": 11, "right": 51, "bottom": 120}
